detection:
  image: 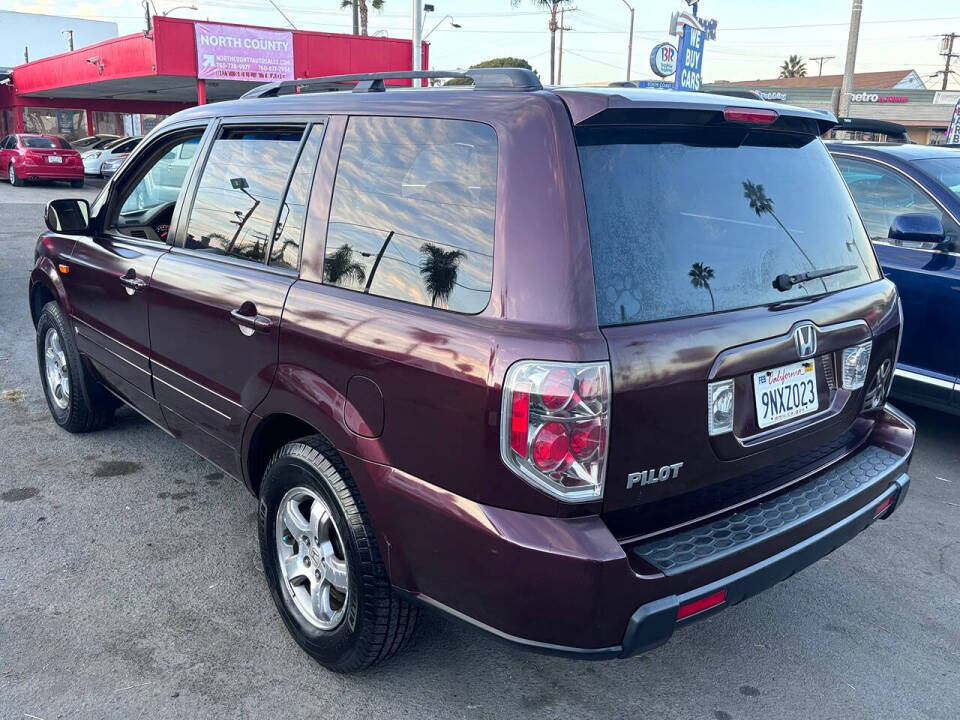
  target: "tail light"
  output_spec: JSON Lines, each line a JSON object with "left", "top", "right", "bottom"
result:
{"left": 500, "top": 360, "right": 611, "bottom": 502}
{"left": 841, "top": 341, "right": 872, "bottom": 390}
{"left": 723, "top": 107, "right": 779, "bottom": 124}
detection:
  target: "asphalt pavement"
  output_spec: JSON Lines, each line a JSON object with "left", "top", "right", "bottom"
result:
{"left": 0, "top": 178, "right": 958, "bottom": 720}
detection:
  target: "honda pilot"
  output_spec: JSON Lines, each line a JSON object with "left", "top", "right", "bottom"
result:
{"left": 29, "top": 69, "right": 915, "bottom": 672}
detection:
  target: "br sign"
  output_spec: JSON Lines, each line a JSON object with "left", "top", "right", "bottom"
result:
{"left": 195, "top": 23, "right": 294, "bottom": 82}
{"left": 649, "top": 43, "right": 678, "bottom": 78}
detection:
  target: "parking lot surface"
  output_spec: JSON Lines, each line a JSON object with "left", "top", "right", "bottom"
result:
{"left": 0, "top": 179, "right": 958, "bottom": 719}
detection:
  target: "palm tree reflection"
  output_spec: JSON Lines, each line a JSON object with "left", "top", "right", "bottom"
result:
{"left": 324, "top": 244, "right": 367, "bottom": 286}
{"left": 419, "top": 243, "right": 466, "bottom": 308}
{"left": 742, "top": 180, "right": 819, "bottom": 279}
{"left": 688, "top": 261, "right": 716, "bottom": 311}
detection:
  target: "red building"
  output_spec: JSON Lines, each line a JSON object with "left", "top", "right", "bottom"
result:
{"left": 0, "top": 16, "right": 427, "bottom": 139}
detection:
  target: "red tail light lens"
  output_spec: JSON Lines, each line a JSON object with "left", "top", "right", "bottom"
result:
{"left": 500, "top": 360, "right": 611, "bottom": 502}
{"left": 723, "top": 107, "right": 778, "bottom": 125}
{"left": 677, "top": 589, "right": 727, "bottom": 620}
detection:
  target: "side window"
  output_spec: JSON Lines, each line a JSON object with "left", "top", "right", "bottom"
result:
{"left": 271, "top": 124, "right": 324, "bottom": 271}
{"left": 835, "top": 156, "right": 953, "bottom": 244}
{"left": 323, "top": 116, "right": 497, "bottom": 314}
{"left": 113, "top": 131, "right": 205, "bottom": 242}
{"left": 1, "top": 136, "right": 11, "bottom": 149}
{"left": 184, "top": 127, "right": 304, "bottom": 265}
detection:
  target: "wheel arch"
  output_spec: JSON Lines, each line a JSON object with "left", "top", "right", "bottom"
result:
{"left": 29, "top": 260, "right": 71, "bottom": 327}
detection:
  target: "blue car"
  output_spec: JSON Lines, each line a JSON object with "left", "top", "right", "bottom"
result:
{"left": 828, "top": 142, "right": 960, "bottom": 414}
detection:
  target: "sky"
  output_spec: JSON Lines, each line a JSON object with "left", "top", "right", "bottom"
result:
{"left": 10, "top": 0, "right": 960, "bottom": 89}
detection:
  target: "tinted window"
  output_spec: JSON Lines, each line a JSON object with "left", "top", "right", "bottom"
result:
{"left": 577, "top": 127, "right": 880, "bottom": 325}
{"left": 271, "top": 124, "right": 324, "bottom": 271}
{"left": 21, "top": 136, "right": 57, "bottom": 149}
{"left": 914, "top": 157, "right": 960, "bottom": 200}
{"left": 184, "top": 128, "right": 305, "bottom": 264}
{"left": 119, "top": 135, "right": 202, "bottom": 217}
{"left": 834, "top": 156, "right": 957, "bottom": 242}
{"left": 324, "top": 116, "right": 497, "bottom": 313}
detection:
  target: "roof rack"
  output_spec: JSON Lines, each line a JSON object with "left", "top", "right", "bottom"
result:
{"left": 241, "top": 68, "right": 542, "bottom": 99}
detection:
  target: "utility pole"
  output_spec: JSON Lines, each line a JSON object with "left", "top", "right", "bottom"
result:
{"left": 936, "top": 33, "right": 959, "bottom": 90}
{"left": 142, "top": 0, "right": 152, "bottom": 33}
{"left": 412, "top": 0, "right": 422, "bottom": 88}
{"left": 809, "top": 55, "right": 835, "bottom": 76}
{"left": 838, "top": 0, "right": 862, "bottom": 118}
{"left": 558, "top": 9, "right": 565, "bottom": 85}
{"left": 622, "top": 0, "right": 634, "bottom": 82}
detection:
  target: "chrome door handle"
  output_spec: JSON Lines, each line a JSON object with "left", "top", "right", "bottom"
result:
{"left": 230, "top": 307, "right": 274, "bottom": 335}
{"left": 119, "top": 273, "right": 145, "bottom": 295}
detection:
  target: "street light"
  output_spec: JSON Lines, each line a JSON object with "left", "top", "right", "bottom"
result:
{"left": 621, "top": 0, "right": 634, "bottom": 82}
{"left": 423, "top": 15, "right": 461, "bottom": 41}
{"left": 162, "top": 4, "right": 198, "bottom": 15}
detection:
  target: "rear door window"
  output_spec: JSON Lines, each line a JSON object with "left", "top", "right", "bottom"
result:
{"left": 577, "top": 127, "right": 880, "bottom": 326}
{"left": 184, "top": 127, "right": 305, "bottom": 265}
{"left": 323, "top": 116, "right": 497, "bottom": 313}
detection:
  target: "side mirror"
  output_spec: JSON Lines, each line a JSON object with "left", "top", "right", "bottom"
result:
{"left": 44, "top": 198, "right": 90, "bottom": 234}
{"left": 888, "top": 212, "right": 945, "bottom": 248}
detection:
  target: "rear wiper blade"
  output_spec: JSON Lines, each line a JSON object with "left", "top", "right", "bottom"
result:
{"left": 772, "top": 264, "right": 858, "bottom": 292}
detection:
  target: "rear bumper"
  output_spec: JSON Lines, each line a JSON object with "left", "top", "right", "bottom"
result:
{"left": 17, "top": 163, "right": 83, "bottom": 180}
{"left": 351, "top": 405, "right": 914, "bottom": 657}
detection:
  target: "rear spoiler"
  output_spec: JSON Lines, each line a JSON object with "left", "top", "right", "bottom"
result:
{"left": 554, "top": 88, "right": 837, "bottom": 135}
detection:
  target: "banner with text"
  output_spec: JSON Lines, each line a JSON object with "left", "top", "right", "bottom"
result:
{"left": 674, "top": 25, "right": 704, "bottom": 92}
{"left": 195, "top": 23, "right": 294, "bottom": 82}
{"left": 948, "top": 99, "right": 960, "bottom": 145}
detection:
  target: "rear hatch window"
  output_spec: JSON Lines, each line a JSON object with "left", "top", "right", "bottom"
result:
{"left": 577, "top": 126, "right": 880, "bottom": 326}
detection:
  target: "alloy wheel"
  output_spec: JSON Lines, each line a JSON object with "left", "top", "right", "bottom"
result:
{"left": 43, "top": 328, "right": 70, "bottom": 411}
{"left": 275, "top": 486, "right": 349, "bottom": 631}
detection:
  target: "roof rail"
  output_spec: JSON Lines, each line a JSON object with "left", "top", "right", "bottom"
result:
{"left": 241, "top": 68, "right": 542, "bottom": 98}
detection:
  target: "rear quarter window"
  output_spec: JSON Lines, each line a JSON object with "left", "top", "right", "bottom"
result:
{"left": 323, "top": 116, "right": 497, "bottom": 314}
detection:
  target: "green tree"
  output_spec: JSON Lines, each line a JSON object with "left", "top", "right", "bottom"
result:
{"left": 419, "top": 243, "right": 466, "bottom": 308}
{"left": 779, "top": 55, "right": 807, "bottom": 78}
{"left": 340, "top": 0, "right": 384, "bottom": 36}
{"left": 324, "top": 245, "right": 367, "bottom": 286}
{"left": 688, "top": 262, "right": 716, "bottom": 311}
{"left": 511, "top": 0, "right": 575, "bottom": 85}
{"left": 445, "top": 57, "right": 537, "bottom": 86}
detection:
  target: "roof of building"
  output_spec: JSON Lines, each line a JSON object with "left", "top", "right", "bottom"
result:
{"left": 715, "top": 70, "right": 924, "bottom": 90}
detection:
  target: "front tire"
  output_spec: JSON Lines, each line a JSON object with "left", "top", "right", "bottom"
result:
{"left": 9, "top": 164, "right": 22, "bottom": 187}
{"left": 259, "top": 436, "right": 419, "bottom": 672}
{"left": 36, "top": 301, "right": 115, "bottom": 433}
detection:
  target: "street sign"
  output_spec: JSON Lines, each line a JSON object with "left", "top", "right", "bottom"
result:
{"left": 674, "top": 24, "right": 704, "bottom": 92}
{"left": 948, "top": 99, "right": 960, "bottom": 144}
{"left": 650, "top": 42, "right": 678, "bottom": 78}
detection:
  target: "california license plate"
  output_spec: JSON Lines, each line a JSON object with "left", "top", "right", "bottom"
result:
{"left": 48, "top": 155, "right": 63, "bottom": 163}
{"left": 753, "top": 360, "right": 818, "bottom": 429}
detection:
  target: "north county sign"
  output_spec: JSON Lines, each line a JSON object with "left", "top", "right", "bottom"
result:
{"left": 649, "top": 43, "right": 678, "bottom": 77}
{"left": 195, "top": 22, "right": 294, "bottom": 82}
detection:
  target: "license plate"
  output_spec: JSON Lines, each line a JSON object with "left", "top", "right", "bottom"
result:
{"left": 48, "top": 155, "right": 63, "bottom": 164}
{"left": 753, "top": 360, "right": 818, "bottom": 429}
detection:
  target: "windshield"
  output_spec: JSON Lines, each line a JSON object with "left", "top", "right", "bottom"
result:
{"left": 914, "top": 157, "right": 960, "bottom": 198}
{"left": 577, "top": 126, "right": 881, "bottom": 326}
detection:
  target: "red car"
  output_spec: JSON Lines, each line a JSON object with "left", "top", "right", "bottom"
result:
{"left": 0, "top": 133, "right": 84, "bottom": 187}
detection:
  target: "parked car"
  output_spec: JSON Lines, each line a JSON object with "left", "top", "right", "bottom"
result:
{"left": 82, "top": 136, "right": 142, "bottom": 177}
{"left": 0, "top": 134, "right": 83, "bottom": 187}
{"left": 829, "top": 142, "right": 960, "bottom": 414}
{"left": 71, "top": 134, "right": 121, "bottom": 151}
{"left": 29, "top": 71, "right": 915, "bottom": 673}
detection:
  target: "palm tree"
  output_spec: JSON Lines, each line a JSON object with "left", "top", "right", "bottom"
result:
{"left": 688, "top": 262, "right": 716, "bottom": 311}
{"left": 742, "top": 180, "right": 822, "bottom": 284}
{"left": 511, "top": 0, "right": 574, "bottom": 85}
{"left": 324, "top": 244, "right": 367, "bottom": 286}
{"left": 419, "top": 243, "right": 466, "bottom": 308}
{"left": 340, "top": 0, "right": 384, "bottom": 36}
{"left": 779, "top": 55, "right": 807, "bottom": 78}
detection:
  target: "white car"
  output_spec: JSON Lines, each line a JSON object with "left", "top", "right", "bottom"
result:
{"left": 82, "top": 136, "right": 141, "bottom": 177}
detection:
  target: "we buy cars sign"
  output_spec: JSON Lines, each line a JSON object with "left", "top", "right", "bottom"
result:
{"left": 195, "top": 23, "right": 294, "bottom": 82}
{"left": 948, "top": 99, "right": 960, "bottom": 145}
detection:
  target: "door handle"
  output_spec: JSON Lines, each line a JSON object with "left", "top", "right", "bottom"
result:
{"left": 119, "top": 271, "right": 145, "bottom": 295}
{"left": 230, "top": 306, "right": 274, "bottom": 335}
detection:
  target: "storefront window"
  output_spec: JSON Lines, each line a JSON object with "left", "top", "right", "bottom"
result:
{"left": 22, "top": 107, "right": 87, "bottom": 140}
{"left": 93, "top": 111, "right": 125, "bottom": 136}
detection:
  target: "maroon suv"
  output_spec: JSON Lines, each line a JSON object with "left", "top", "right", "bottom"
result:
{"left": 29, "top": 69, "right": 915, "bottom": 672}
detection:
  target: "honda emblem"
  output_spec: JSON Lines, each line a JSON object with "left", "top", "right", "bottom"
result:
{"left": 794, "top": 324, "right": 817, "bottom": 359}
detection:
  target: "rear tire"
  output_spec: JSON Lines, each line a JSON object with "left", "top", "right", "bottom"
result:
{"left": 36, "top": 301, "right": 115, "bottom": 433}
{"left": 259, "top": 436, "right": 419, "bottom": 672}
{"left": 9, "top": 164, "right": 22, "bottom": 187}
{"left": 70, "top": 178, "right": 84, "bottom": 188}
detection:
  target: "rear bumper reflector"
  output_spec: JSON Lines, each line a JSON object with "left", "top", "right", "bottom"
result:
{"left": 677, "top": 589, "right": 727, "bottom": 620}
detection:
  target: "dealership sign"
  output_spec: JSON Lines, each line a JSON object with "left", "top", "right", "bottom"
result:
{"left": 650, "top": 43, "right": 678, "bottom": 77}
{"left": 195, "top": 23, "right": 294, "bottom": 82}
{"left": 674, "top": 25, "right": 704, "bottom": 91}
{"left": 948, "top": 100, "right": 960, "bottom": 144}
